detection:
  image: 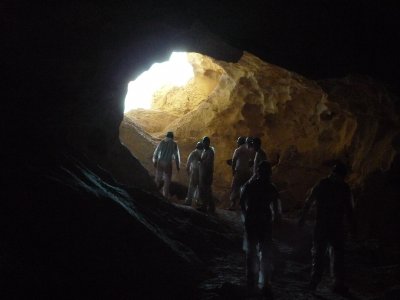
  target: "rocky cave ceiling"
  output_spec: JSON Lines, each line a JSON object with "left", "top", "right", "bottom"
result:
{"left": 5, "top": 1, "right": 400, "bottom": 149}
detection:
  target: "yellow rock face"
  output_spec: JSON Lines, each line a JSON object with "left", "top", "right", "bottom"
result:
{"left": 120, "top": 52, "right": 399, "bottom": 209}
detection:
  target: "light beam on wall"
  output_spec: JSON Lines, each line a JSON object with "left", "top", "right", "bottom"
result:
{"left": 124, "top": 52, "right": 194, "bottom": 112}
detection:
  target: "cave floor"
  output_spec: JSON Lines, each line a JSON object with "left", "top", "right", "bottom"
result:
{"left": 189, "top": 208, "right": 400, "bottom": 300}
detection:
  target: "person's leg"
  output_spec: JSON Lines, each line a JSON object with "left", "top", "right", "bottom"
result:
{"left": 197, "top": 178, "right": 207, "bottom": 211}
{"left": 155, "top": 162, "right": 163, "bottom": 190}
{"left": 246, "top": 234, "right": 259, "bottom": 292}
{"left": 193, "top": 187, "right": 199, "bottom": 205}
{"left": 185, "top": 172, "right": 196, "bottom": 205}
{"left": 259, "top": 227, "right": 273, "bottom": 291}
{"left": 229, "top": 174, "right": 240, "bottom": 209}
{"left": 162, "top": 163, "right": 172, "bottom": 199}
{"left": 198, "top": 172, "right": 212, "bottom": 211}
{"left": 229, "top": 171, "right": 249, "bottom": 209}
{"left": 311, "top": 236, "right": 328, "bottom": 290}
{"left": 330, "top": 231, "right": 346, "bottom": 292}
{"left": 189, "top": 170, "right": 200, "bottom": 205}
{"left": 207, "top": 185, "right": 215, "bottom": 213}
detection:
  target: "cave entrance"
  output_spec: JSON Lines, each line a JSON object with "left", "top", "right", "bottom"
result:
{"left": 119, "top": 51, "right": 226, "bottom": 201}
{"left": 119, "top": 52, "right": 284, "bottom": 205}
{"left": 124, "top": 52, "right": 194, "bottom": 111}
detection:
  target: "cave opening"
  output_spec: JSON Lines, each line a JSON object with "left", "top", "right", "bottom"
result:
{"left": 119, "top": 49, "right": 400, "bottom": 220}
{"left": 120, "top": 51, "right": 229, "bottom": 202}
{"left": 120, "top": 49, "right": 354, "bottom": 208}
{"left": 124, "top": 52, "right": 195, "bottom": 112}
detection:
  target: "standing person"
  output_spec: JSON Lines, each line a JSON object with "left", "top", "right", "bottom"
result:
{"left": 298, "top": 162, "right": 355, "bottom": 293}
{"left": 240, "top": 161, "right": 282, "bottom": 297}
{"left": 198, "top": 136, "right": 215, "bottom": 213}
{"left": 229, "top": 136, "right": 252, "bottom": 210}
{"left": 252, "top": 137, "right": 268, "bottom": 176}
{"left": 152, "top": 131, "right": 180, "bottom": 199}
{"left": 184, "top": 141, "right": 204, "bottom": 206}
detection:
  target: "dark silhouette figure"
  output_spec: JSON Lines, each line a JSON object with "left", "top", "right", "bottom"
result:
{"left": 197, "top": 136, "right": 215, "bottom": 213}
{"left": 240, "top": 161, "right": 282, "bottom": 297}
{"left": 299, "top": 162, "right": 355, "bottom": 293}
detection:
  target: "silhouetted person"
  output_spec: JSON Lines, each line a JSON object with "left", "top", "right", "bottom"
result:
{"left": 252, "top": 137, "right": 268, "bottom": 175}
{"left": 153, "top": 131, "right": 180, "bottom": 199}
{"left": 184, "top": 141, "right": 204, "bottom": 206}
{"left": 298, "top": 162, "right": 355, "bottom": 293}
{"left": 240, "top": 161, "right": 282, "bottom": 297}
{"left": 229, "top": 136, "right": 252, "bottom": 210}
{"left": 198, "top": 136, "right": 215, "bottom": 213}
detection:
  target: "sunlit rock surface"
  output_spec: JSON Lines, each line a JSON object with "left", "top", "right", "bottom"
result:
{"left": 121, "top": 52, "right": 400, "bottom": 212}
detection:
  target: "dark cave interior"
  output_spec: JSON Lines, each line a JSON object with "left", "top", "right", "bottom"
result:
{"left": 3, "top": 1, "right": 400, "bottom": 299}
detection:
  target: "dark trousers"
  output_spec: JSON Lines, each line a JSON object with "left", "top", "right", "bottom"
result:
{"left": 199, "top": 184, "right": 214, "bottom": 212}
{"left": 198, "top": 171, "right": 214, "bottom": 212}
{"left": 244, "top": 223, "right": 273, "bottom": 289}
{"left": 311, "top": 227, "right": 345, "bottom": 285}
{"left": 230, "top": 170, "right": 251, "bottom": 205}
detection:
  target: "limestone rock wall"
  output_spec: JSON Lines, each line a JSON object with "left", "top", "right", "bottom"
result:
{"left": 122, "top": 52, "right": 399, "bottom": 209}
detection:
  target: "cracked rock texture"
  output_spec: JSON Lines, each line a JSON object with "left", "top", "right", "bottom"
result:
{"left": 121, "top": 52, "right": 400, "bottom": 223}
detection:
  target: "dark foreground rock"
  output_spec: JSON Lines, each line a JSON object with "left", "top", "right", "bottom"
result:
{"left": 0, "top": 151, "right": 236, "bottom": 299}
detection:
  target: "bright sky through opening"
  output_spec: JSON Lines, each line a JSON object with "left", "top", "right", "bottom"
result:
{"left": 124, "top": 52, "right": 194, "bottom": 112}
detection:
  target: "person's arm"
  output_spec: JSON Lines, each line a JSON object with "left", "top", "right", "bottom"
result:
{"left": 186, "top": 151, "right": 193, "bottom": 175}
{"left": 271, "top": 186, "right": 282, "bottom": 224}
{"left": 175, "top": 143, "right": 180, "bottom": 171}
{"left": 298, "top": 185, "right": 318, "bottom": 227}
{"left": 152, "top": 141, "right": 162, "bottom": 167}
{"left": 239, "top": 183, "right": 248, "bottom": 219}
{"left": 252, "top": 152, "right": 259, "bottom": 172}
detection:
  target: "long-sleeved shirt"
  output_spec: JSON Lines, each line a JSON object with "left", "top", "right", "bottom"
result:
{"left": 240, "top": 176, "right": 281, "bottom": 226}
{"left": 232, "top": 144, "right": 251, "bottom": 172}
{"left": 200, "top": 147, "right": 214, "bottom": 185}
{"left": 186, "top": 149, "right": 202, "bottom": 173}
{"left": 301, "top": 174, "right": 354, "bottom": 229}
{"left": 153, "top": 137, "right": 180, "bottom": 168}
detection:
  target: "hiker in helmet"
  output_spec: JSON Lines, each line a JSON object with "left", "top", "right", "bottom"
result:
{"left": 229, "top": 136, "right": 252, "bottom": 210}
{"left": 240, "top": 160, "right": 282, "bottom": 297}
{"left": 184, "top": 141, "right": 204, "bottom": 206}
{"left": 197, "top": 136, "right": 215, "bottom": 213}
{"left": 152, "top": 131, "right": 180, "bottom": 199}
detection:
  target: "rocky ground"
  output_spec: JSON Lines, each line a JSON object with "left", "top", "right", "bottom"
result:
{"left": 2, "top": 149, "right": 398, "bottom": 299}
{"left": 175, "top": 207, "right": 400, "bottom": 300}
